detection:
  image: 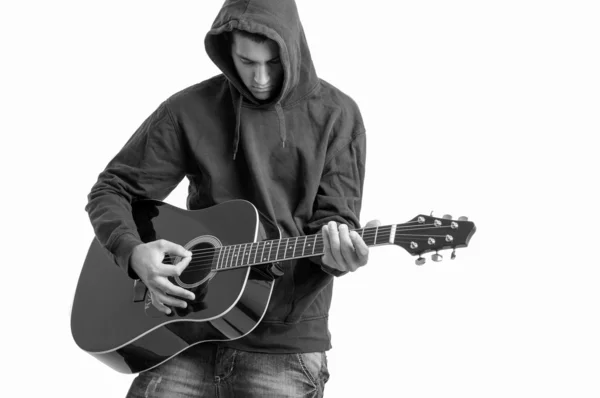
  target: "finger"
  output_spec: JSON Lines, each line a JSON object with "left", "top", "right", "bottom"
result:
{"left": 338, "top": 224, "right": 359, "bottom": 271}
{"left": 174, "top": 255, "right": 193, "bottom": 274}
{"left": 365, "top": 219, "right": 382, "bottom": 228}
{"left": 159, "top": 255, "right": 192, "bottom": 277}
{"left": 150, "top": 290, "right": 172, "bottom": 314}
{"left": 350, "top": 231, "right": 369, "bottom": 258}
{"left": 350, "top": 231, "right": 369, "bottom": 267}
{"left": 153, "top": 289, "right": 188, "bottom": 309}
{"left": 156, "top": 278, "right": 195, "bottom": 301}
{"left": 327, "top": 221, "right": 345, "bottom": 267}
{"left": 321, "top": 225, "right": 332, "bottom": 263}
{"left": 157, "top": 239, "right": 193, "bottom": 258}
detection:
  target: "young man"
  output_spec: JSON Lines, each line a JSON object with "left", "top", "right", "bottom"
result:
{"left": 86, "top": 0, "right": 379, "bottom": 396}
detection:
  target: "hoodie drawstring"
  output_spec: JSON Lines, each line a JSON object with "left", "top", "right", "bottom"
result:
{"left": 275, "top": 103, "right": 287, "bottom": 148}
{"left": 232, "top": 94, "right": 243, "bottom": 160}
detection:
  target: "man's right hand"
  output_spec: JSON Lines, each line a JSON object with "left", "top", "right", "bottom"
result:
{"left": 130, "top": 239, "right": 196, "bottom": 314}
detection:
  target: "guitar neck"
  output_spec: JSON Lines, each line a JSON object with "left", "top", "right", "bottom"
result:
{"left": 214, "top": 224, "right": 397, "bottom": 270}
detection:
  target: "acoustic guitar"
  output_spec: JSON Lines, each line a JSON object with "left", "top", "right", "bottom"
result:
{"left": 71, "top": 199, "right": 476, "bottom": 373}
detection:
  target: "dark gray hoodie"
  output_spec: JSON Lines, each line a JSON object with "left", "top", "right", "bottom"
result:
{"left": 86, "top": 0, "right": 366, "bottom": 353}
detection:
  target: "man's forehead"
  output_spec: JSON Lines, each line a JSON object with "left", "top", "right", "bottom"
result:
{"left": 232, "top": 34, "right": 279, "bottom": 60}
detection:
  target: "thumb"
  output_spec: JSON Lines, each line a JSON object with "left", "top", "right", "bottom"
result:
{"left": 160, "top": 240, "right": 192, "bottom": 258}
{"left": 365, "top": 219, "right": 382, "bottom": 228}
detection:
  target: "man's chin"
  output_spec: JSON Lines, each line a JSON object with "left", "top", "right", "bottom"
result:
{"left": 252, "top": 91, "right": 272, "bottom": 101}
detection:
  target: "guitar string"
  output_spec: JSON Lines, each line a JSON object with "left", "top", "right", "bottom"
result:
{"left": 180, "top": 233, "right": 451, "bottom": 266}
{"left": 174, "top": 227, "right": 448, "bottom": 264}
{"left": 167, "top": 233, "right": 454, "bottom": 273}
{"left": 166, "top": 226, "right": 456, "bottom": 271}
{"left": 182, "top": 223, "right": 452, "bottom": 257}
{"left": 166, "top": 236, "right": 450, "bottom": 273}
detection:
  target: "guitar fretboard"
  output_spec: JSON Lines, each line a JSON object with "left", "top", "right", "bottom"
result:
{"left": 214, "top": 225, "right": 397, "bottom": 270}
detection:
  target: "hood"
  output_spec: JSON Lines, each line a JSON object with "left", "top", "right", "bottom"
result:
{"left": 204, "top": 0, "right": 319, "bottom": 108}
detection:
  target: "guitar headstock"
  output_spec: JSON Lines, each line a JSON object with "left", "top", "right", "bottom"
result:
{"left": 393, "top": 214, "right": 476, "bottom": 265}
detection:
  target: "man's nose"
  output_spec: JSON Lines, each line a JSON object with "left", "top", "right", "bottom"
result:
{"left": 254, "top": 65, "right": 269, "bottom": 86}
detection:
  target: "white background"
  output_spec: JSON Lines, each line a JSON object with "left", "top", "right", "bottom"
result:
{"left": 2, "top": 0, "right": 599, "bottom": 397}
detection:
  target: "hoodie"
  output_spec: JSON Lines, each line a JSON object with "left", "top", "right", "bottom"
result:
{"left": 85, "top": 0, "right": 366, "bottom": 353}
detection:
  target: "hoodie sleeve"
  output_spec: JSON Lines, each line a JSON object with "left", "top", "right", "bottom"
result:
{"left": 85, "top": 101, "right": 188, "bottom": 279}
{"left": 305, "top": 131, "right": 366, "bottom": 277}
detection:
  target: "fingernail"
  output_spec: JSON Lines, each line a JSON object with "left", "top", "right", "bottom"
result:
{"left": 186, "top": 251, "right": 192, "bottom": 256}
{"left": 166, "top": 309, "right": 171, "bottom": 314}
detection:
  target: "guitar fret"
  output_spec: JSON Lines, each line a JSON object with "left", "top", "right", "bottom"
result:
{"left": 252, "top": 242, "right": 259, "bottom": 265}
{"left": 257, "top": 242, "right": 263, "bottom": 264}
{"left": 219, "top": 246, "right": 225, "bottom": 269}
{"left": 235, "top": 244, "right": 242, "bottom": 266}
{"left": 228, "top": 245, "right": 234, "bottom": 268}
{"left": 285, "top": 237, "right": 292, "bottom": 259}
{"left": 222, "top": 246, "right": 229, "bottom": 269}
{"left": 302, "top": 236, "right": 307, "bottom": 256}
{"left": 242, "top": 243, "right": 249, "bottom": 265}
{"left": 313, "top": 234, "right": 318, "bottom": 255}
{"left": 268, "top": 240, "right": 274, "bottom": 262}
{"left": 216, "top": 247, "right": 223, "bottom": 269}
{"left": 235, "top": 245, "right": 244, "bottom": 267}
{"left": 277, "top": 238, "right": 283, "bottom": 261}
{"left": 293, "top": 236, "right": 302, "bottom": 258}
{"left": 226, "top": 245, "right": 233, "bottom": 268}
{"left": 246, "top": 243, "right": 253, "bottom": 265}
{"left": 290, "top": 238, "right": 296, "bottom": 258}
{"left": 275, "top": 238, "right": 282, "bottom": 261}
{"left": 260, "top": 241, "right": 271, "bottom": 263}
{"left": 284, "top": 238, "right": 293, "bottom": 260}
{"left": 231, "top": 245, "right": 239, "bottom": 268}
{"left": 246, "top": 243, "right": 254, "bottom": 265}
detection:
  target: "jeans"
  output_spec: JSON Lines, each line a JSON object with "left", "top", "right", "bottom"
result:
{"left": 126, "top": 343, "right": 330, "bottom": 397}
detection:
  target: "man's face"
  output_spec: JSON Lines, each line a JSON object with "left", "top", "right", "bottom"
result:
{"left": 231, "top": 33, "right": 283, "bottom": 102}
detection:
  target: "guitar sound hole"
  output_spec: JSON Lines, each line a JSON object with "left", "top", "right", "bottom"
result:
{"left": 178, "top": 242, "right": 216, "bottom": 286}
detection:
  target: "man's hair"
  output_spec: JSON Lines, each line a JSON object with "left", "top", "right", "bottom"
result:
{"left": 229, "top": 29, "right": 269, "bottom": 44}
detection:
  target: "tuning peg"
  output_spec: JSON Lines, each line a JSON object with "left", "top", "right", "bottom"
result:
{"left": 432, "top": 252, "right": 443, "bottom": 262}
{"left": 451, "top": 249, "right": 456, "bottom": 260}
{"left": 458, "top": 216, "right": 468, "bottom": 221}
{"left": 442, "top": 214, "right": 452, "bottom": 220}
{"left": 415, "top": 256, "right": 426, "bottom": 266}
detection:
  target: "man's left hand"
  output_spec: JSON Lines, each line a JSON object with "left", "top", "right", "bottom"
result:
{"left": 321, "top": 219, "right": 382, "bottom": 273}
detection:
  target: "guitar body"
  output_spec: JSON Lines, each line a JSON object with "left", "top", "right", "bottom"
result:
{"left": 71, "top": 199, "right": 279, "bottom": 374}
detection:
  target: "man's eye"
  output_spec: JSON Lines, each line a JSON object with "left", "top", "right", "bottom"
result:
{"left": 269, "top": 58, "right": 281, "bottom": 64}
{"left": 241, "top": 59, "right": 252, "bottom": 65}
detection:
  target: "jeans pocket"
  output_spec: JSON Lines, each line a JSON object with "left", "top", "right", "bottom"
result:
{"left": 321, "top": 352, "right": 330, "bottom": 385}
{"left": 297, "top": 352, "right": 328, "bottom": 390}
